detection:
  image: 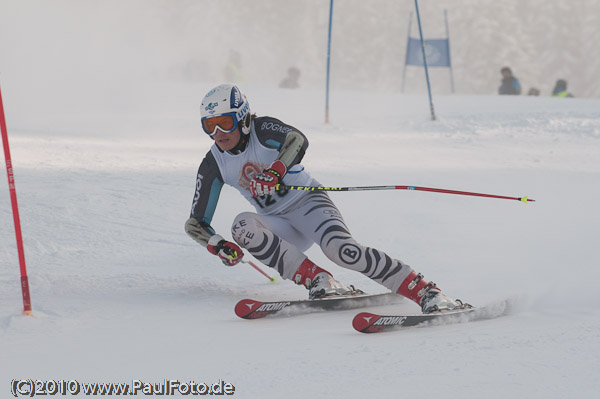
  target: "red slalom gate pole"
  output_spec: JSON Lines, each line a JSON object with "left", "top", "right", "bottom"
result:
{"left": 0, "top": 84, "right": 33, "bottom": 316}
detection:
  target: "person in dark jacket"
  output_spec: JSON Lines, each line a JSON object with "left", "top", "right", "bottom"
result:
{"left": 498, "top": 67, "right": 521, "bottom": 95}
{"left": 552, "top": 79, "right": 574, "bottom": 98}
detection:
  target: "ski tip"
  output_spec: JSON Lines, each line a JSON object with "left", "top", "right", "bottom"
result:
{"left": 234, "top": 299, "right": 264, "bottom": 319}
{"left": 520, "top": 196, "right": 535, "bottom": 203}
{"left": 352, "top": 312, "right": 381, "bottom": 333}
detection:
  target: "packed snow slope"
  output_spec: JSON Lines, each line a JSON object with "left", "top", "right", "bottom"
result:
{"left": 1, "top": 86, "right": 600, "bottom": 398}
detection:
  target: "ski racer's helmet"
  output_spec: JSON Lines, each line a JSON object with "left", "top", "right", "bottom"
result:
{"left": 200, "top": 84, "right": 251, "bottom": 136}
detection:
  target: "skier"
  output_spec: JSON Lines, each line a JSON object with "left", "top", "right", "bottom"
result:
{"left": 185, "top": 84, "right": 464, "bottom": 314}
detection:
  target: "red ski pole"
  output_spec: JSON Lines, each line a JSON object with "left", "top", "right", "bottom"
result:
{"left": 278, "top": 184, "right": 535, "bottom": 203}
{"left": 242, "top": 259, "right": 277, "bottom": 284}
{"left": 0, "top": 84, "right": 33, "bottom": 316}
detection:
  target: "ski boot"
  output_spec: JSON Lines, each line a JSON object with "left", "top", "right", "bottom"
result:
{"left": 293, "top": 259, "right": 361, "bottom": 299}
{"left": 419, "top": 288, "right": 470, "bottom": 314}
{"left": 397, "top": 271, "right": 468, "bottom": 314}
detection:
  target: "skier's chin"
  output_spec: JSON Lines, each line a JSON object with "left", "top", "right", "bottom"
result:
{"left": 216, "top": 138, "right": 235, "bottom": 151}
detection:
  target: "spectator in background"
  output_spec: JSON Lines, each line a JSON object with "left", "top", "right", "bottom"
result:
{"left": 552, "top": 79, "right": 574, "bottom": 98}
{"left": 528, "top": 87, "right": 540, "bottom": 96}
{"left": 279, "top": 67, "right": 301, "bottom": 89}
{"left": 498, "top": 67, "right": 521, "bottom": 95}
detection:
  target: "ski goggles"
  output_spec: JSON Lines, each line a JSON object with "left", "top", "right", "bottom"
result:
{"left": 201, "top": 113, "right": 239, "bottom": 136}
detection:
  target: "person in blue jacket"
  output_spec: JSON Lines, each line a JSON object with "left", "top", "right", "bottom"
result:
{"left": 498, "top": 67, "right": 521, "bottom": 95}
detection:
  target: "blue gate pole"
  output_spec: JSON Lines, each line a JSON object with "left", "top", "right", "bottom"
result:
{"left": 414, "top": 0, "right": 436, "bottom": 121}
{"left": 325, "top": 0, "right": 334, "bottom": 124}
{"left": 401, "top": 12, "right": 413, "bottom": 93}
{"left": 444, "top": 9, "right": 455, "bottom": 93}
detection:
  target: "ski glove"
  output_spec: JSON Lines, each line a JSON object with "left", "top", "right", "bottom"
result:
{"left": 207, "top": 234, "right": 244, "bottom": 266}
{"left": 249, "top": 160, "right": 287, "bottom": 198}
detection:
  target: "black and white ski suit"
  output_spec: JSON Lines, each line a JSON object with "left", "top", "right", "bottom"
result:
{"left": 185, "top": 116, "right": 414, "bottom": 293}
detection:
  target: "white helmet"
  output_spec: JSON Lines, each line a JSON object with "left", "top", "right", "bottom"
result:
{"left": 200, "top": 84, "right": 251, "bottom": 136}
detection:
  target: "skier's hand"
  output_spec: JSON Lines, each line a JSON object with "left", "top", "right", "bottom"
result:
{"left": 249, "top": 160, "right": 287, "bottom": 198}
{"left": 207, "top": 234, "right": 244, "bottom": 266}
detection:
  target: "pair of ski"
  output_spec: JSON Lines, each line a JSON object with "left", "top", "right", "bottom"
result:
{"left": 235, "top": 292, "right": 510, "bottom": 333}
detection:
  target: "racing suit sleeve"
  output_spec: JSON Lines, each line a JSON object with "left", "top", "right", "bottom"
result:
{"left": 184, "top": 151, "right": 224, "bottom": 247}
{"left": 276, "top": 130, "right": 308, "bottom": 169}
{"left": 254, "top": 116, "right": 309, "bottom": 170}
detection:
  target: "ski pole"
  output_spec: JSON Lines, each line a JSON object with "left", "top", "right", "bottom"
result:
{"left": 242, "top": 259, "right": 277, "bottom": 284}
{"left": 277, "top": 184, "right": 535, "bottom": 203}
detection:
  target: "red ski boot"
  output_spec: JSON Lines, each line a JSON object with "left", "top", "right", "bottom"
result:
{"left": 397, "top": 271, "right": 463, "bottom": 314}
{"left": 293, "top": 259, "right": 358, "bottom": 299}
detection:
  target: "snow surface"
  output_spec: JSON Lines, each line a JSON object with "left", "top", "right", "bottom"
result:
{"left": 2, "top": 83, "right": 600, "bottom": 398}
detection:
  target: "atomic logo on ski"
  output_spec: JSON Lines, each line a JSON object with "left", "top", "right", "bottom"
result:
{"left": 255, "top": 302, "right": 292, "bottom": 312}
{"left": 235, "top": 299, "right": 292, "bottom": 319}
{"left": 373, "top": 316, "right": 408, "bottom": 326}
{"left": 354, "top": 314, "right": 409, "bottom": 333}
